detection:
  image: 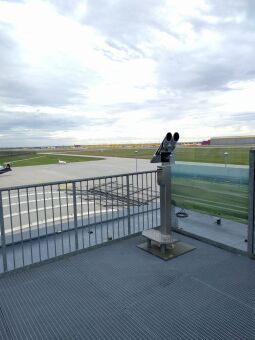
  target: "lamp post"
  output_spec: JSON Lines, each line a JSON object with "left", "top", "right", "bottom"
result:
{"left": 224, "top": 152, "right": 229, "bottom": 168}
{"left": 134, "top": 150, "right": 138, "bottom": 172}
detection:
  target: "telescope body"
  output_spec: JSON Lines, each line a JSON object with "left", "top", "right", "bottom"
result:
{"left": 151, "top": 132, "right": 179, "bottom": 164}
{"left": 140, "top": 132, "right": 195, "bottom": 258}
{"left": 151, "top": 132, "right": 179, "bottom": 250}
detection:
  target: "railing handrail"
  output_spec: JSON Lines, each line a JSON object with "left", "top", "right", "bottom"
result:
{"left": 0, "top": 170, "right": 157, "bottom": 192}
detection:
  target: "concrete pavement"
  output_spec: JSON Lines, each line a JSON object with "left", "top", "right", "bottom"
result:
{"left": 0, "top": 157, "right": 157, "bottom": 188}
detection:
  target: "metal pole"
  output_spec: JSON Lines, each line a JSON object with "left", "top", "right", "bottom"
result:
{"left": 158, "top": 165, "right": 172, "bottom": 236}
{"left": 224, "top": 152, "right": 229, "bottom": 168}
{"left": 0, "top": 191, "right": 7, "bottom": 272}
{"left": 126, "top": 175, "right": 131, "bottom": 235}
{"left": 248, "top": 150, "right": 255, "bottom": 257}
{"left": 134, "top": 150, "right": 138, "bottom": 172}
{"left": 72, "top": 182, "right": 79, "bottom": 250}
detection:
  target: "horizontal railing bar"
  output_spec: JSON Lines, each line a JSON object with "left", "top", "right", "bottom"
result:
{"left": 0, "top": 206, "right": 159, "bottom": 248}
{"left": 0, "top": 170, "right": 157, "bottom": 192}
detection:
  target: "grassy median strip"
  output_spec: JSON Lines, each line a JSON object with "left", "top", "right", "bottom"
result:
{"left": 0, "top": 154, "right": 104, "bottom": 167}
{"left": 54, "top": 146, "right": 250, "bottom": 165}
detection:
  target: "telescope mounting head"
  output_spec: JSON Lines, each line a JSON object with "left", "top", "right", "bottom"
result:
{"left": 151, "top": 132, "right": 179, "bottom": 163}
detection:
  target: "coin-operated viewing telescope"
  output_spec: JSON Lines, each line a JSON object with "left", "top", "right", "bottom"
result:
{"left": 138, "top": 132, "right": 195, "bottom": 260}
{"left": 151, "top": 132, "right": 179, "bottom": 164}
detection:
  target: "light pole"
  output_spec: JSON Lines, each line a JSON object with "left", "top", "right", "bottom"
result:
{"left": 224, "top": 152, "right": 229, "bottom": 168}
{"left": 134, "top": 150, "right": 138, "bottom": 172}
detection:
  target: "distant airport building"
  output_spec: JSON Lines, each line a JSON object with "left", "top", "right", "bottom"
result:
{"left": 210, "top": 136, "right": 255, "bottom": 146}
{"left": 201, "top": 139, "right": 211, "bottom": 146}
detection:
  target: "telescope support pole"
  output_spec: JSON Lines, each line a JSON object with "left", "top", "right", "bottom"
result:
{"left": 158, "top": 164, "right": 172, "bottom": 242}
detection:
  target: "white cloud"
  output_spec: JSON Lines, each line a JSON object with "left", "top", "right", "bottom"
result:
{"left": 0, "top": 0, "right": 254, "bottom": 147}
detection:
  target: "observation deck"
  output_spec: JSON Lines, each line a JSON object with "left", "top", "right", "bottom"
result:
{"left": 0, "top": 233, "right": 255, "bottom": 339}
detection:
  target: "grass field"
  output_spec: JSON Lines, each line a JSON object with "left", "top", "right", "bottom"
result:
{"left": 0, "top": 154, "right": 104, "bottom": 167}
{"left": 172, "top": 177, "right": 248, "bottom": 223}
{"left": 57, "top": 146, "right": 251, "bottom": 165}
{"left": 59, "top": 148, "right": 154, "bottom": 159}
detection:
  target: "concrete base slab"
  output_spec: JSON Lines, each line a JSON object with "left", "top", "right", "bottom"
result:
{"left": 137, "top": 240, "right": 196, "bottom": 260}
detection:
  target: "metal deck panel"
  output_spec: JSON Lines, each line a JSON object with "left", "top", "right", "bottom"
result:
{"left": 0, "top": 234, "right": 255, "bottom": 339}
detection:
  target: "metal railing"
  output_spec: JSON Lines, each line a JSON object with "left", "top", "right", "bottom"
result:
{"left": 0, "top": 170, "right": 159, "bottom": 273}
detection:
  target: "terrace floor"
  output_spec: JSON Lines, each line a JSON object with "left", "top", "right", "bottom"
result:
{"left": 176, "top": 209, "right": 247, "bottom": 252}
{"left": 0, "top": 233, "right": 255, "bottom": 340}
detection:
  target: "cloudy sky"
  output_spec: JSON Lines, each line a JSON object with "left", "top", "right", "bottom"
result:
{"left": 0, "top": 0, "right": 255, "bottom": 147}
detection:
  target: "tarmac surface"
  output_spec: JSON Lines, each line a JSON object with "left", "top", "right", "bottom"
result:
{"left": 0, "top": 157, "right": 157, "bottom": 188}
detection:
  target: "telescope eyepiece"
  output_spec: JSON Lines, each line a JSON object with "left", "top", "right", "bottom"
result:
{"left": 173, "top": 132, "right": 179, "bottom": 142}
{"left": 166, "top": 132, "right": 172, "bottom": 141}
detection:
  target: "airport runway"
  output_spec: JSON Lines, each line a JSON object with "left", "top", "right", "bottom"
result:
{"left": 0, "top": 157, "right": 157, "bottom": 188}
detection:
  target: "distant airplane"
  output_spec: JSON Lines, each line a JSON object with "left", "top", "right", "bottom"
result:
{"left": 58, "top": 160, "right": 66, "bottom": 164}
{"left": 0, "top": 163, "right": 12, "bottom": 175}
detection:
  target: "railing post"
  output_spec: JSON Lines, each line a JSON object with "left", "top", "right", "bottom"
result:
{"left": 0, "top": 191, "right": 7, "bottom": 272}
{"left": 126, "top": 175, "right": 131, "bottom": 235}
{"left": 248, "top": 150, "right": 255, "bottom": 257}
{"left": 72, "top": 182, "right": 79, "bottom": 250}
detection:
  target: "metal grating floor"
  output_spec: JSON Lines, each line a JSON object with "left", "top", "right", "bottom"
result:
{"left": 0, "top": 234, "right": 255, "bottom": 339}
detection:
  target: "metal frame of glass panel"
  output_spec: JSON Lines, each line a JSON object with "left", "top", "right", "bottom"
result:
{"left": 248, "top": 149, "right": 255, "bottom": 258}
